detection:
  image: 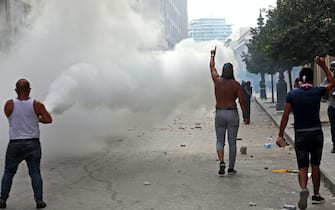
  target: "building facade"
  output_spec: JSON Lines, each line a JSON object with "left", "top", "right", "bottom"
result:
{"left": 0, "top": 0, "right": 32, "bottom": 51}
{"left": 188, "top": 18, "right": 232, "bottom": 42}
{"left": 135, "top": 0, "right": 188, "bottom": 49}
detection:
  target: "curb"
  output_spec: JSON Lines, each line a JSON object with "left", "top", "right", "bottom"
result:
{"left": 255, "top": 97, "right": 335, "bottom": 195}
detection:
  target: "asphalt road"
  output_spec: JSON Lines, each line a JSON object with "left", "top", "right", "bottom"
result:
{"left": 1, "top": 101, "right": 335, "bottom": 210}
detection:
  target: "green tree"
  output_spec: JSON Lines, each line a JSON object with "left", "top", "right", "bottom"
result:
{"left": 264, "top": 0, "right": 335, "bottom": 65}
{"left": 245, "top": 0, "right": 335, "bottom": 90}
{"left": 242, "top": 11, "right": 278, "bottom": 99}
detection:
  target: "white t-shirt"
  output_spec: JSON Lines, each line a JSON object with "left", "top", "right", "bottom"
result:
{"left": 8, "top": 98, "right": 40, "bottom": 140}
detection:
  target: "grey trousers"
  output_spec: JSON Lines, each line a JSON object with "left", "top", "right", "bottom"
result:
{"left": 215, "top": 109, "right": 240, "bottom": 169}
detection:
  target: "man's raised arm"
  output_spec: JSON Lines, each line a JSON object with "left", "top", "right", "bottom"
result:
{"left": 316, "top": 56, "right": 335, "bottom": 93}
{"left": 210, "top": 46, "right": 219, "bottom": 81}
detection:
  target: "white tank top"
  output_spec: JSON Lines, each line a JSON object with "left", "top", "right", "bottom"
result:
{"left": 8, "top": 98, "right": 40, "bottom": 140}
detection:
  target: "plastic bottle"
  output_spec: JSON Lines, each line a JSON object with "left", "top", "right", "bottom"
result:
{"left": 283, "top": 204, "right": 296, "bottom": 209}
{"left": 264, "top": 136, "right": 276, "bottom": 149}
{"left": 264, "top": 143, "right": 275, "bottom": 149}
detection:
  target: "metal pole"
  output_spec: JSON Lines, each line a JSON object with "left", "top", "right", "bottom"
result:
{"left": 271, "top": 74, "right": 274, "bottom": 103}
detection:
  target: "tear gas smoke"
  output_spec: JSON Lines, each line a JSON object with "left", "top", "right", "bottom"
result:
{"left": 0, "top": 0, "right": 237, "bottom": 157}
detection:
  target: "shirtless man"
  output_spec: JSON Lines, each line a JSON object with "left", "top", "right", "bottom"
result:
{"left": 210, "top": 47, "right": 249, "bottom": 175}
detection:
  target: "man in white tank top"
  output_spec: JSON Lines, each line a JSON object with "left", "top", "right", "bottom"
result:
{"left": 0, "top": 79, "right": 52, "bottom": 209}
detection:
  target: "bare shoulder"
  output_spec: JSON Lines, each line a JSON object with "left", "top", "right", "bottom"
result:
{"left": 4, "top": 99, "right": 14, "bottom": 117}
{"left": 231, "top": 80, "right": 242, "bottom": 88}
{"left": 34, "top": 99, "right": 43, "bottom": 105}
{"left": 33, "top": 99, "right": 46, "bottom": 111}
{"left": 5, "top": 99, "right": 14, "bottom": 105}
{"left": 4, "top": 99, "right": 14, "bottom": 109}
{"left": 234, "top": 80, "right": 241, "bottom": 85}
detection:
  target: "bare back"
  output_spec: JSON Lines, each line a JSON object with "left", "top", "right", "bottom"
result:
{"left": 209, "top": 47, "right": 249, "bottom": 124}
{"left": 213, "top": 77, "right": 243, "bottom": 108}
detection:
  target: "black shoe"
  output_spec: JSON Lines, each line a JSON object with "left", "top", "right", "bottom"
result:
{"left": 331, "top": 147, "right": 335, "bottom": 153}
{"left": 0, "top": 200, "right": 6, "bottom": 209}
{"left": 36, "top": 201, "right": 47, "bottom": 209}
{"left": 227, "top": 168, "right": 237, "bottom": 175}
{"left": 312, "top": 195, "right": 325, "bottom": 204}
{"left": 218, "top": 162, "right": 225, "bottom": 175}
{"left": 298, "top": 189, "right": 309, "bottom": 209}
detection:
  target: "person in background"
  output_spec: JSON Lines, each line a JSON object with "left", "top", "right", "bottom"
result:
{"left": 278, "top": 57, "right": 334, "bottom": 209}
{"left": 209, "top": 47, "right": 249, "bottom": 176}
{"left": 242, "top": 81, "right": 252, "bottom": 120}
{"left": 0, "top": 79, "right": 52, "bottom": 209}
{"left": 327, "top": 61, "right": 335, "bottom": 153}
{"left": 294, "top": 77, "right": 300, "bottom": 88}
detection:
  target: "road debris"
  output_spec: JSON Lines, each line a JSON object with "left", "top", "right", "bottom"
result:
{"left": 271, "top": 169, "right": 298, "bottom": 173}
{"left": 283, "top": 204, "right": 296, "bottom": 209}
{"left": 240, "top": 146, "right": 247, "bottom": 154}
{"left": 248, "top": 201, "right": 257, "bottom": 206}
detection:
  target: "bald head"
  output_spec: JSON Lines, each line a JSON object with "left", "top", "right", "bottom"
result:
{"left": 16, "top": 79, "right": 30, "bottom": 91}
{"left": 15, "top": 79, "right": 31, "bottom": 98}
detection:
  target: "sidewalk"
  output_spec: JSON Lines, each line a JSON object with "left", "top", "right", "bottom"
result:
{"left": 255, "top": 97, "right": 335, "bottom": 195}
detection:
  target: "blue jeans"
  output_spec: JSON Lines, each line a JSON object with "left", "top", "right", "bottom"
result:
{"left": 0, "top": 139, "right": 43, "bottom": 202}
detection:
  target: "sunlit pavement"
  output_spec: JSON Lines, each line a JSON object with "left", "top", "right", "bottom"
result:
{"left": 0, "top": 100, "right": 334, "bottom": 209}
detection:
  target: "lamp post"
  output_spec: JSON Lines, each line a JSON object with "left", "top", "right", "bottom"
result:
{"left": 259, "top": 73, "right": 267, "bottom": 100}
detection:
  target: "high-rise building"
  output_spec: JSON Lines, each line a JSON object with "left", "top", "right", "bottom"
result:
{"left": 0, "top": 0, "right": 32, "bottom": 51}
{"left": 0, "top": 0, "right": 12, "bottom": 50}
{"left": 135, "top": 0, "right": 188, "bottom": 49}
{"left": 188, "top": 18, "right": 232, "bottom": 42}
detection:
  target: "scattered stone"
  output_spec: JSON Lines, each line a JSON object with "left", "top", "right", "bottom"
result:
{"left": 240, "top": 146, "right": 247, "bottom": 155}
{"left": 283, "top": 204, "right": 296, "bottom": 209}
{"left": 194, "top": 123, "right": 202, "bottom": 129}
{"left": 248, "top": 201, "right": 257, "bottom": 206}
{"left": 264, "top": 167, "right": 268, "bottom": 170}
{"left": 180, "top": 144, "right": 186, "bottom": 147}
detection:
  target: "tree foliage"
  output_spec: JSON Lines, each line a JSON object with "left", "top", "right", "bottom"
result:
{"left": 244, "top": 0, "right": 335, "bottom": 75}
{"left": 242, "top": 12, "right": 277, "bottom": 75}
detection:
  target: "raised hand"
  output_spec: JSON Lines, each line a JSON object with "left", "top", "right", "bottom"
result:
{"left": 210, "top": 46, "right": 216, "bottom": 57}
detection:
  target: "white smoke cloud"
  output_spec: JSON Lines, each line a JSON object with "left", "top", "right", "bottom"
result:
{"left": 0, "top": 0, "right": 236, "bottom": 156}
